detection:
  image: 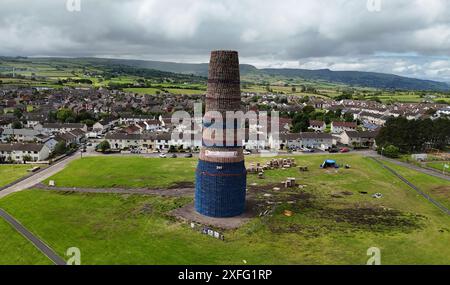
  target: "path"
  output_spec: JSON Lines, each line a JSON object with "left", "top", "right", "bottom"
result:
{"left": 34, "top": 184, "right": 195, "bottom": 197}
{"left": 371, "top": 157, "right": 450, "bottom": 215}
{"left": 0, "top": 154, "right": 80, "bottom": 199}
{"left": 0, "top": 208, "right": 66, "bottom": 265}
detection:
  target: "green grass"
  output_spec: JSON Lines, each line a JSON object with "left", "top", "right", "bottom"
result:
{"left": 383, "top": 160, "right": 450, "bottom": 210}
{"left": 164, "top": 88, "right": 205, "bottom": 95}
{"left": 45, "top": 156, "right": 198, "bottom": 188}
{"left": 426, "top": 162, "right": 450, "bottom": 173}
{"left": 124, "top": 87, "right": 163, "bottom": 95}
{"left": 0, "top": 217, "right": 52, "bottom": 265}
{"left": 0, "top": 164, "right": 36, "bottom": 188}
{"left": 1, "top": 155, "right": 448, "bottom": 264}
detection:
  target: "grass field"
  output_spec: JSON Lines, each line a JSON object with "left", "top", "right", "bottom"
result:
{"left": 0, "top": 164, "right": 36, "bottom": 188}
{"left": 383, "top": 160, "right": 450, "bottom": 209}
{"left": 426, "top": 162, "right": 450, "bottom": 174}
{"left": 44, "top": 156, "right": 198, "bottom": 188}
{"left": 0, "top": 218, "right": 51, "bottom": 265}
{"left": 124, "top": 87, "right": 164, "bottom": 95}
{"left": 0, "top": 155, "right": 447, "bottom": 265}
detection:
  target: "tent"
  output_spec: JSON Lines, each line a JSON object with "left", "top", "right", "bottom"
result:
{"left": 321, "top": 159, "right": 339, "bottom": 169}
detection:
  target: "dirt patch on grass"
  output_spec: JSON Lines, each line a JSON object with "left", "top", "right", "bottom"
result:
{"left": 266, "top": 193, "right": 425, "bottom": 236}
{"left": 325, "top": 205, "right": 425, "bottom": 232}
{"left": 167, "top": 181, "right": 195, "bottom": 189}
{"left": 431, "top": 185, "right": 450, "bottom": 198}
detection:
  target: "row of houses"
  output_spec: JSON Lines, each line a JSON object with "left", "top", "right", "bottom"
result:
{"left": 308, "top": 121, "right": 358, "bottom": 134}
{"left": 104, "top": 128, "right": 378, "bottom": 153}
{"left": 0, "top": 123, "right": 88, "bottom": 163}
{"left": 278, "top": 130, "right": 378, "bottom": 150}
{"left": 0, "top": 143, "right": 50, "bottom": 163}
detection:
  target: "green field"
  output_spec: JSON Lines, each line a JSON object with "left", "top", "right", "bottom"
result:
{"left": 0, "top": 218, "right": 51, "bottom": 265}
{"left": 44, "top": 156, "right": 198, "bottom": 189}
{"left": 383, "top": 160, "right": 450, "bottom": 209}
{"left": 426, "top": 162, "right": 450, "bottom": 173}
{"left": 0, "top": 155, "right": 448, "bottom": 265}
{"left": 0, "top": 164, "right": 36, "bottom": 188}
{"left": 124, "top": 87, "right": 164, "bottom": 95}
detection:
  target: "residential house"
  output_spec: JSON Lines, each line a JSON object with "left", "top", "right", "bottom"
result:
{"left": 331, "top": 121, "right": 357, "bottom": 134}
{"left": 38, "top": 123, "right": 88, "bottom": 134}
{"left": 339, "top": 131, "right": 378, "bottom": 148}
{"left": 0, "top": 143, "right": 50, "bottom": 162}
{"left": 300, "top": 132, "right": 333, "bottom": 150}
{"left": 0, "top": 129, "right": 42, "bottom": 143}
{"left": 92, "top": 118, "right": 117, "bottom": 134}
{"left": 308, "top": 120, "right": 326, "bottom": 132}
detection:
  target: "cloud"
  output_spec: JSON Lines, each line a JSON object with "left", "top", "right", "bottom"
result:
{"left": 1, "top": 0, "right": 450, "bottom": 81}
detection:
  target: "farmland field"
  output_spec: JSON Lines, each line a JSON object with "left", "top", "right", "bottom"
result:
{"left": 0, "top": 154, "right": 448, "bottom": 265}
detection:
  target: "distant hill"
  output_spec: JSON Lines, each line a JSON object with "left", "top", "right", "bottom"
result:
{"left": 81, "top": 58, "right": 448, "bottom": 91}
{"left": 259, "top": 68, "right": 450, "bottom": 91}
{"left": 2, "top": 56, "right": 449, "bottom": 91}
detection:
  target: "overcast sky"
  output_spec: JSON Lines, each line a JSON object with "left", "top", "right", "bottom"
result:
{"left": 1, "top": 0, "right": 450, "bottom": 82}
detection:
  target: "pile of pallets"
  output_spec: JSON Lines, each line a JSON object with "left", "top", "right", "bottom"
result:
{"left": 247, "top": 158, "right": 297, "bottom": 173}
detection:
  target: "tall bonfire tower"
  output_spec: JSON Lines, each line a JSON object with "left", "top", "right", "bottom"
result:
{"left": 195, "top": 50, "right": 247, "bottom": 218}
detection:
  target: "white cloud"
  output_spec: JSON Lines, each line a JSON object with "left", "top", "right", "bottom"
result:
{"left": 0, "top": 0, "right": 450, "bottom": 82}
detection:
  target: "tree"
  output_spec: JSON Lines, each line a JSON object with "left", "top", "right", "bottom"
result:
{"left": 376, "top": 117, "right": 450, "bottom": 153}
{"left": 343, "top": 112, "right": 354, "bottom": 122}
{"left": 97, "top": 140, "right": 111, "bottom": 153}
{"left": 13, "top": 108, "right": 23, "bottom": 119}
{"left": 380, "top": 145, "right": 400, "bottom": 158}
{"left": 22, "top": 155, "right": 32, "bottom": 163}
{"left": 302, "top": 105, "right": 315, "bottom": 115}
{"left": 56, "top": 108, "right": 76, "bottom": 123}
{"left": 12, "top": 121, "right": 23, "bottom": 129}
{"left": 292, "top": 113, "right": 310, "bottom": 133}
{"left": 53, "top": 141, "right": 68, "bottom": 156}
{"left": 291, "top": 87, "right": 296, "bottom": 93}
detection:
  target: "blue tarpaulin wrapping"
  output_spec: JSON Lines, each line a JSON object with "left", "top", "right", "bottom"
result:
{"left": 195, "top": 160, "right": 246, "bottom": 217}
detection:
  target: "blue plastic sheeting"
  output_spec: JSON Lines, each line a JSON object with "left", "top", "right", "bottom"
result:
{"left": 195, "top": 160, "right": 247, "bottom": 217}
{"left": 325, "top": 160, "right": 336, "bottom": 164}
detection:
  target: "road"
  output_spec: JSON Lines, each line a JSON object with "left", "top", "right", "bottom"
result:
{"left": 0, "top": 208, "right": 66, "bottom": 265}
{"left": 0, "top": 154, "right": 80, "bottom": 199}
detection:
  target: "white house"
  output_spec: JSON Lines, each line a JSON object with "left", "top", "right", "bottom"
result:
{"left": 331, "top": 121, "right": 357, "bottom": 134}
{"left": 436, "top": 107, "right": 450, "bottom": 118}
{"left": 308, "top": 120, "right": 326, "bottom": 132}
{"left": 0, "top": 129, "right": 42, "bottom": 143}
{"left": 0, "top": 143, "right": 50, "bottom": 162}
{"left": 300, "top": 132, "right": 333, "bottom": 150}
{"left": 92, "top": 118, "right": 117, "bottom": 134}
{"left": 339, "top": 131, "right": 378, "bottom": 148}
{"left": 37, "top": 123, "right": 88, "bottom": 134}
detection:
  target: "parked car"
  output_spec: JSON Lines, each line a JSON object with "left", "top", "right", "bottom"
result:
{"left": 243, "top": 150, "right": 251, "bottom": 155}
{"left": 302, "top": 148, "right": 315, "bottom": 153}
{"left": 171, "top": 154, "right": 178, "bottom": 158}
{"left": 184, "top": 153, "right": 193, "bottom": 158}
{"left": 340, "top": 147, "right": 350, "bottom": 153}
{"left": 159, "top": 153, "right": 167, "bottom": 158}
{"left": 328, "top": 147, "right": 339, "bottom": 153}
